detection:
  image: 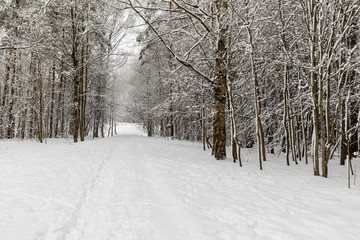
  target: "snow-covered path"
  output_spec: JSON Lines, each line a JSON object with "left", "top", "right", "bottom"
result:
{"left": 1, "top": 124, "right": 360, "bottom": 240}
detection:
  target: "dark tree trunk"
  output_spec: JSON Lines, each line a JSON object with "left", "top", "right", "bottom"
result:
{"left": 71, "top": 5, "right": 79, "bottom": 143}
{"left": 212, "top": 0, "right": 228, "bottom": 160}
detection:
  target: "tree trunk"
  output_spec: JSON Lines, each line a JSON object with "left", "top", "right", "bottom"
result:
{"left": 1, "top": 50, "right": 11, "bottom": 139}
{"left": 7, "top": 48, "right": 16, "bottom": 139}
{"left": 71, "top": 5, "right": 79, "bottom": 143}
{"left": 212, "top": 0, "right": 228, "bottom": 160}
{"left": 79, "top": 25, "right": 85, "bottom": 142}
{"left": 49, "top": 57, "right": 56, "bottom": 138}
{"left": 201, "top": 80, "right": 206, "bottom": 151}
{"left": 247, "top": 25, "right": 266, "bottom": 169}
{"left": 37, "top": 58, "right": 43, "bottom": 143}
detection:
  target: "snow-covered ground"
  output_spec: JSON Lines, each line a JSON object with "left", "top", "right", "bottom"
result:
{"left": 1, "top": 123, "right": 359, "bottom": 240}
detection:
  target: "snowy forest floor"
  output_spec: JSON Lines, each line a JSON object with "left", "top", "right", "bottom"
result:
{"left": 1, "top": 123, "right": 360, "bottom": 240}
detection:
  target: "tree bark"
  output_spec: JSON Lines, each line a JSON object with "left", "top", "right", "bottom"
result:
{"left": 71, "top": 5, "right": 79, "bottom": 143}
{"left": 212, "top": 0, "right": 228, "bottom": 160}
{"left": 49, "top": 56, "right": 56, "bottom": 138}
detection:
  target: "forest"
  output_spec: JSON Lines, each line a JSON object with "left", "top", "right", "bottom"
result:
{"left": 1, "top": 0, "right": 360, "bottom": 179}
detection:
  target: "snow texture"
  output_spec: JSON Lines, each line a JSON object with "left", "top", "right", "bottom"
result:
{"left": 0, "top": 123, "right": 359, "bottom": 240}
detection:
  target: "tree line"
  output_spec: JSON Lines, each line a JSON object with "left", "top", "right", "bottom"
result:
{"left": 124, "top": 0, "right": 360, "bottom": 178}
{"left": 0, "top": 0, "right": 126, "bottom": 143}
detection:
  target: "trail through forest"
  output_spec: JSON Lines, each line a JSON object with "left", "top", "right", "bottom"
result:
{"left": 1, "top": 124, "right": 360, "bottom": 240}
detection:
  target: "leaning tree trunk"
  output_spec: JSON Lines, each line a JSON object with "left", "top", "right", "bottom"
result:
{"left": 246, "top": 24, "right": 266, "bottom": 169}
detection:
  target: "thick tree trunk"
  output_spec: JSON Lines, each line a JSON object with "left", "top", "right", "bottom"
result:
{"left": 213, "top": 77, "right": 226, "bottom": 160}
{"left": 212, "top": 55, "right": 227, "bottom": 160}
{"left": 212, "top": 0, "right": 228, "bottom": 160}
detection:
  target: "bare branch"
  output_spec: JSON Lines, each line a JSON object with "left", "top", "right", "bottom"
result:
{"left": 127, "top": 0, "right": 213, "bottom": 85}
